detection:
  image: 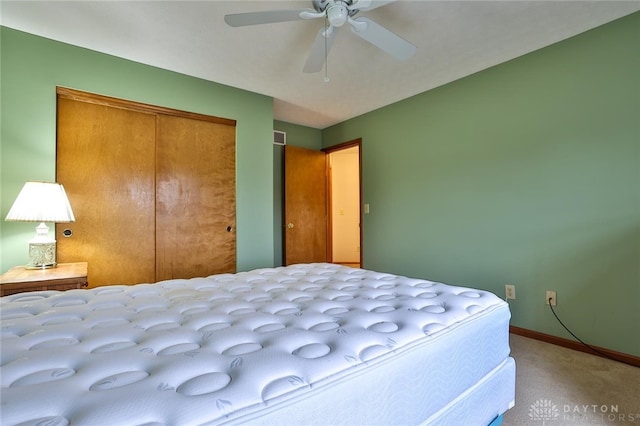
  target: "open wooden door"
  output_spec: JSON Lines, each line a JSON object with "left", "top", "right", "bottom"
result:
{"left": 284, "top": 145, "right": 327, "bottom": 265}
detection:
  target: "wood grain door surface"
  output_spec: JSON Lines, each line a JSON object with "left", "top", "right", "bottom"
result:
{"left": 56, "top": 97, "right": 157, "bottom": 287}
{"left": 155, "top": 114, "right": 236, "bottom": 281}
{"left": 284, "top": 145, "right": 327, "bottom": 265}
{"left": 56, "top": 91, "right": 236, "bottom": 287}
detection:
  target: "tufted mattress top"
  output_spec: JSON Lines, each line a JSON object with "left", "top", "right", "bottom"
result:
{"left": 1, "top": 263, "right": 512, "bottom": 425}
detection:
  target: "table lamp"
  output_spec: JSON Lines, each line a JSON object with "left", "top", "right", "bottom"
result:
{"left": 5, "top": 181, "right": 75, "bottom": 269}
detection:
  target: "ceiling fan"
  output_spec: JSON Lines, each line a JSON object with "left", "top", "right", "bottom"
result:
{"left": 224, "top": 0, "right": 416, "bottom": 74}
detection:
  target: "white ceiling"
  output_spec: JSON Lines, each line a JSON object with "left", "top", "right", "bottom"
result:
{"left": 1, "top": 1, "right": 638, "bottom": 129}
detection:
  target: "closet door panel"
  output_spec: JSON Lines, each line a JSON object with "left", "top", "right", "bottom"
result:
{"left": 56, "top": 97, "right": 157, "bottom": 287}
{"left": 155, "top": 114, "right": 236, "bottom": 280}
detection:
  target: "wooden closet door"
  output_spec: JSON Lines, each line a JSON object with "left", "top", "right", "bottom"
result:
{"left": 56, "top": 98, "right": 157, "bottom": 287}
{"left": 155, "top": 114, "right": 236, "bottom": 280}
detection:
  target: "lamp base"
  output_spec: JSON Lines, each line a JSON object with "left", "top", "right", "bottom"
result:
{"left": 27, "top": 242, "right": 57, "bottom": 269}
{"left": 25, "top": 263, "right": 57, "bottom": 270}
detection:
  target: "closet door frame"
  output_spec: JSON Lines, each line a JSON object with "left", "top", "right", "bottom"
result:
{"left": 56, "top": 87, "right": 236, "bottom": 127}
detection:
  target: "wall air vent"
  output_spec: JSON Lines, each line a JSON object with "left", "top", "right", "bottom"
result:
{"left": 273, "top": 130, "right": 286, "bottom": 145}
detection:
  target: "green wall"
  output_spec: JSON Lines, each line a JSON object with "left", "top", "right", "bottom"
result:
{"left": 0, "top": 27, "right": 275, "bottom": 273}
{"left": 323, "top": 13, "right": 640, "bottom": 356}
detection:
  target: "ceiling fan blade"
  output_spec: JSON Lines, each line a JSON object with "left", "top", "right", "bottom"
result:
{"left": 349, "top": 17, "right": 416, "bottom": 61}
{"left": 349, "top": 0, "right": 396, "bottom": 12}
{"left": 303, "top": 26, "right": 338, "bottom": 73}
{"left": 224, "top": 9, "right": 314, "bottom": 27}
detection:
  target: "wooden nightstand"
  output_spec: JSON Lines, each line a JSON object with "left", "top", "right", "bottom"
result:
{"left": 0, "top": 262, "right": 88, "bottom": 296}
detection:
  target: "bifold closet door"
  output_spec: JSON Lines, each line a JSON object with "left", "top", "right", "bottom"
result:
{"left": 56, "top": 97, "right": 157, "bottom": 287}
{"left": 155, "top": 114, "right": 236, "bottom": 280}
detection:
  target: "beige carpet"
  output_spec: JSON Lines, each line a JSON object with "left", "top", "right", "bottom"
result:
{"left": 503, "top": 334, "right": 640, "bottom": 425}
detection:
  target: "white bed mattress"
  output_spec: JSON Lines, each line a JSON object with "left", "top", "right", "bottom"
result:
{"left": 1, "top": 263, "right": 514, "bottom": 425}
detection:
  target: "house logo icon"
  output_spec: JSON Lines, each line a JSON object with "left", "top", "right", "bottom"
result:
{"left": 529, "top": 399, "right": 560, "bottom": 424}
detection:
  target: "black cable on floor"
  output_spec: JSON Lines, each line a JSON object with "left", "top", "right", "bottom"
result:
{"left": 548, "top": 298, "right": 637, "bottom": 368}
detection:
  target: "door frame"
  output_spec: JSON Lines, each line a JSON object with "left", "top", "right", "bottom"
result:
{"left": 323, "top": 138, "right": 362, "bottom": 267}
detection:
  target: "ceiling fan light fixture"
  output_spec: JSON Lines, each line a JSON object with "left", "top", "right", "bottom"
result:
{"left": 327, "top": 4, "right": 348, "bottom": 27}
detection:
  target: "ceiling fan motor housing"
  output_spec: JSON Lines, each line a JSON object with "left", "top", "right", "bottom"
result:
{"left": 313, "top": 0, "right": 359, "bottom": 15}
{"left": 312, "top": 0, "right": 330, "bottom": 12}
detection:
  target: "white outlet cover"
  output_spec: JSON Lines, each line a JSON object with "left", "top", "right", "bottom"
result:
{"left": 505, "top": 285, "right": 515, "bottom": 300}
{"left": 545, "top": 291, "right": 557, "bottom": 306}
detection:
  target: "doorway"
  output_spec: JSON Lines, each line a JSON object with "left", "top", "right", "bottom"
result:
{"left": 327, "top": 144, "right": 361, "bottom": 268}
{"left": 282, "top": 139, "right": 362, "bottom": 268}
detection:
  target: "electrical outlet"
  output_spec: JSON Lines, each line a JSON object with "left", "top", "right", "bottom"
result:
{"left": 505, "top": 284, "right": 516, "bottom": 300}
{"left": 545, "top": 290, "right": 557, "bottom": 306}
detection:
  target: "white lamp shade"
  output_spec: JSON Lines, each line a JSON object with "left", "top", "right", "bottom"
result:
{"left": 5, "top": 181, "right": 76, "bottom": 223}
